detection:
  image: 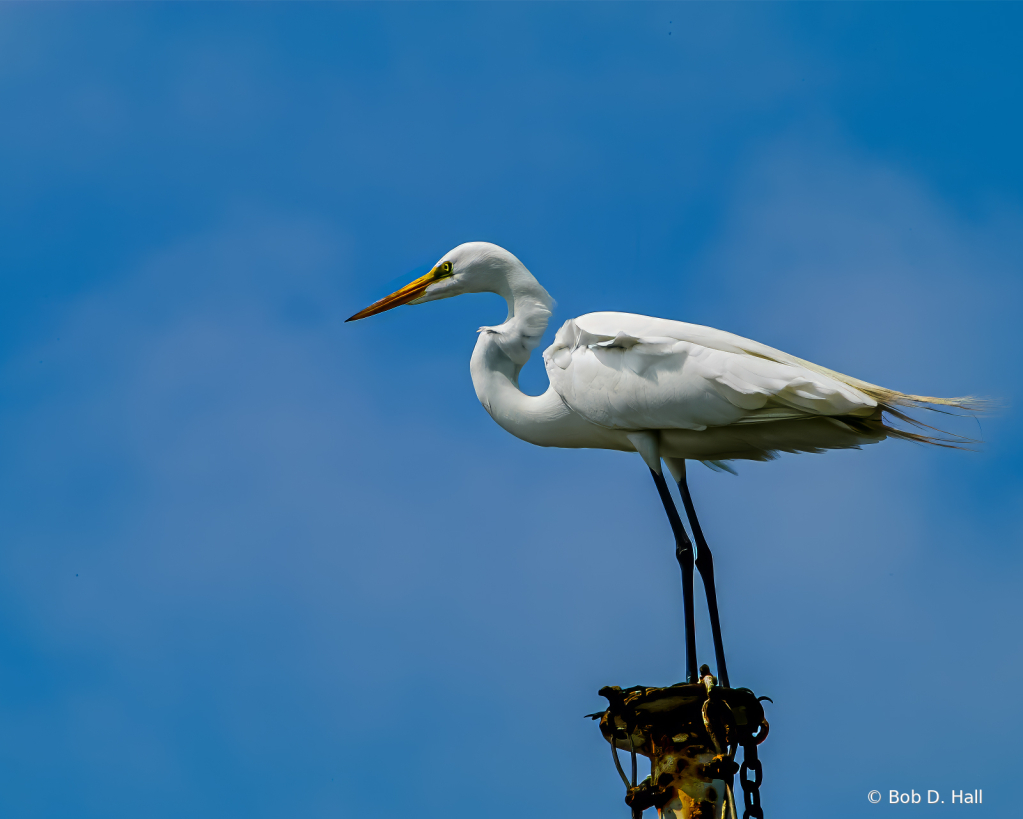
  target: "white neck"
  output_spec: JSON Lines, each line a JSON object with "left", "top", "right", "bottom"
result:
{"left": 467, "top": 260, "right": 563, "bottom": 438}
{"left": 475, "top": 262, "right": 553, "bottom": 373}
{"left": 462, "top": 254, "right": 630, "bottom": 453}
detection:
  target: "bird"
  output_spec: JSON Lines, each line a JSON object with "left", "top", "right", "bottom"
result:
{"left": 346, "top": 241, "right": 979, "bottom": 687}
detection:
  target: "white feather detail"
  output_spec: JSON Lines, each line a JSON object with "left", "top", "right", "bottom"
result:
{"left": 543, "top": 313, "right": 877, "bottom": 432}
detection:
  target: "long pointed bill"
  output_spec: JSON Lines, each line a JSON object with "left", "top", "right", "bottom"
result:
{"left": 345, "top": 267, "right": 443, "bottom": 322}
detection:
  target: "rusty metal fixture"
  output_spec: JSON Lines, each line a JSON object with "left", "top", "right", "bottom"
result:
{"left": 591, "top": 666, "right": 770, "bottom": 819}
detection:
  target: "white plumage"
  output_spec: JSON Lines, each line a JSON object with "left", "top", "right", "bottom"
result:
{"left": 348, "top": 240, "right": 980, "bottom": 693}
{"left": 348, "top": 242, "right": 975, "bottom": 472}
{"left": 546, "top": 313, "right": 874, "bottom": 430}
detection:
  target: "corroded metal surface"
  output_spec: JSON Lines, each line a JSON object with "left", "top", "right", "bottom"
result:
{"left": 593, "top": 668, "right": 769, "bottom": 819}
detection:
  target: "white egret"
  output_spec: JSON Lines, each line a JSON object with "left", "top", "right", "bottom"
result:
{"left": 347, "top": 242, "right": 978, "bottom": 686}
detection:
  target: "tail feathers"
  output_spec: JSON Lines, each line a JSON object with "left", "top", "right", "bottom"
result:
{"left": 788, "top": 355, "right": 990, "bottom": 450}
{"left": 862, "top": 387, "right": 989, "bottom": 414}
{"left": 855, "top": 384, "right": 989, "bottom": 451}
{"left": 880, "top": 403, "right": 983, "bottom": 450}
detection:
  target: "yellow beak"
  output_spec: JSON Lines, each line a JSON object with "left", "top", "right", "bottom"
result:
{"left": 346, "top": 267, "right": 443, "bottom": 322}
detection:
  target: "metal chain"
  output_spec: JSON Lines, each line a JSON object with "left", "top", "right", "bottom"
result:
{"left": 739, "top": 738, "right": 764, "bottom": 819}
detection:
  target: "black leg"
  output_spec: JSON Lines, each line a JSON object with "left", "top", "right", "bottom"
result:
{"left": 649, "top": 468, "right": 698, "bottom": 684}
{"left": 675, "top": 463, "right": 730, "bottom": 689}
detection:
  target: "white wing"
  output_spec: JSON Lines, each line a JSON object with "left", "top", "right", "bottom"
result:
{"left": 543, "top": 312, "right": 877, "bottom": 432}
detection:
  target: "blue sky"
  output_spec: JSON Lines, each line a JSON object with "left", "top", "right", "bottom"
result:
{"left": 1, "top": 4, "right": 1021, "bottom": 817}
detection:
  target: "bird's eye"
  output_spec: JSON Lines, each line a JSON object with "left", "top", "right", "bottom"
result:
{"left": 438, "top": 261, "right": 453, "bottom": 276}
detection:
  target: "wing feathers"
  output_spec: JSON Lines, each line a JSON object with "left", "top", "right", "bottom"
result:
{"left": 544, "top": 313, "right": 979, "bottom": 448}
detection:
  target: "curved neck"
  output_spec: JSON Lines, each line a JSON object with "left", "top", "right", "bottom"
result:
{"left": 469, "top": 261, "right": 556, "bottom": 429}
{"left": 479, "top": 263, "right": 553, "bottom": 375}
{"left": 464, "top": 259, "right": 625, "bottom": 451}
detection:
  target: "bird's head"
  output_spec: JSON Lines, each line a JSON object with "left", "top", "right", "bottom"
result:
{"left": 346, "top": 242, "right": 526, "bottom": 322}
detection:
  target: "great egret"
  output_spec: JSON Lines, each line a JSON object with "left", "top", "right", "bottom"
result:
{"left": 347, "top": 242, "right": 977, "bottom": 686}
